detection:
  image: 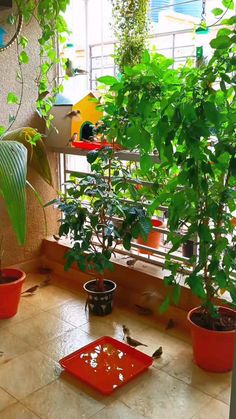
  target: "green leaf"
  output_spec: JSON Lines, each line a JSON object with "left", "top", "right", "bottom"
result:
{"left": 0, "top": 141, "right": 27, "bottom": 244}
{"left": 212, "top": 8, "right": 223, "bottom": 16}
{"left": 2, "top": 128, "right": 53, "bottom": 186}
{"left": 20, "top": 36, "right": 28, "bottom": 49}
{"left": 204, "top": 102, "right": 219, "bottom": 124}
{"left": 172, "top": 284, "right": 181, "bottom": 305}
{"left": 140, "top": 154, "right": 153, "bottom": 173}
{"left": 7, "top": 92, "right": 19, "bottom": 105}
{"left": 97, "top": 76, "right": 118, "bottom": 86}
{"left": 222, "top": 0, "right": 234, "bottom": 10}
{"left": 123, "top": 233, "right": 132, "bottom": 250}
{"left": 138, "top": 217, "right": 152, "bottom": 241}
{"left": 87, "top": 150, "right": 99, "bottom": 164}
{"left": 210, "top": 36, "right": 232, "bottom": 49}
{"left": 159, "top": 296, "right": 170, "bottom": 314}
{"left": 19, "top": 51, "right": 29, "bottom": 64}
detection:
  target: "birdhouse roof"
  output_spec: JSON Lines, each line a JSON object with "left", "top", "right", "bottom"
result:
{"left": 74, "top": 90, "right": 99, "bottom": 105}
{"left": 55, "top": 90, "right": 100, "bottom": 107}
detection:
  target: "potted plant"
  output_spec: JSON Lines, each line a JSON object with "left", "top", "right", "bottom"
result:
{"left": 97, "top": 3, "right": 236, "bottom": 370}
{"left": 0, "top": 1, "right": 70, "bottom": 317}
{"left": 53, "top": 146, "right": 152, "bottom": 315}
{"left": 0, "top": 128, "right": 53, "bottom": 318}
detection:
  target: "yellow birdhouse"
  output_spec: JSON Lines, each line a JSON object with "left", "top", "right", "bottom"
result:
{"left": 46, "top": 91, "right": 103, "bottom": 149}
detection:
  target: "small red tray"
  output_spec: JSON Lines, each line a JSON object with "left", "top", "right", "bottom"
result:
{"left": 72, "top": 141, "right": 110, "bottom": 150}
{"left": 59, "top": 336, "right": 153, "bottom": 395}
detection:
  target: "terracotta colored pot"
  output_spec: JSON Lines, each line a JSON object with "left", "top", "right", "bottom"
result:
{"left": 188, "top": 306, "right": 236, "bottom": 372}
{"left": 137, "top": 219, "right": 163, "bottom": 255}
{"left": 0, "top": 269, "right": 25, "bottom": 318}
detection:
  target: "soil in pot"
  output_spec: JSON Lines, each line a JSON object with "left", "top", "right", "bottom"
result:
{"left": 84, "top": 279, "right": 116, "bottom": 316}
{"left": 191, "top": 309, "right": 236, "bottom": 331}
{"left": 0, "top": 274, "right": 21, "bottom": 285}
{"left": 137, "top": 219, "right": 163, "bottom": 255}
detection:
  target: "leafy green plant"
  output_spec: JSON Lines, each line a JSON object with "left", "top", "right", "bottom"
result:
{"left": 0, "top": 0, "right": 70, "bottom": 133}
{"left": 0, "top": 128, "right": 52, "bottom": 244}
{"left": 53, "top": 147, "right": 152, "bottom": 291}
{"left": 98, "top": 6, "right": 236, "bottom": 326}
{"left": 111, "top": 0, "right": 149, "bottom": 73}
{"left": 0, "top": 1, "right": 70, "bottom": 244}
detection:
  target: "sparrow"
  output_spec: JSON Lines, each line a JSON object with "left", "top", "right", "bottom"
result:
{"left": 122, "top": 324, "right": 130, "bottom": 339}
{"left": 65, "top": 110, "right": 81, "bottom": 119}
{"left": 21, "top": 285, "right": 39, "bottom": 296}
{"left": 126, "top": 258, "right": 137, "bottom": 267}
{"left": 134, "top": 304, "right": 153, "bottom": 316}
{"left": 165, "top": 319, "right": 175, "bottom": 330}
{"left": 65, "top": 58, "right": 88, "bottom": 77}
{"left": 126, "top": 336, "right": 148, "bottom": 348}
{"left": 152, "top": 346, "right": 163, "bottom": 359}
{"left": 21, "top": 278, "right": 51, "bottom": 296}
{"left": 37, "top": 90, "right": 49, "bottom": 101}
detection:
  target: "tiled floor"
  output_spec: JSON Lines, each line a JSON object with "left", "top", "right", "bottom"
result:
{"left": 0, "top": 273, "right": 232, "bottom": 419}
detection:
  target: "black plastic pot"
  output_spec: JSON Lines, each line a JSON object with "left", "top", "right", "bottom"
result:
{"left": 83, "top": 279, "right": 117, "bottom": 316}
{"left": 182, "top": 240, "right": 194, "bottom": 258}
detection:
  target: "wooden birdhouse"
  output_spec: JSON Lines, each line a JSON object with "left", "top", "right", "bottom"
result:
{"left": 46, "top": 91, "right": 103, "bottom": 149}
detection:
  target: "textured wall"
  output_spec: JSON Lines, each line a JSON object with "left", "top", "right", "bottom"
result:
{"left": 0, "top": 15, "right": 58, "bottom": 266}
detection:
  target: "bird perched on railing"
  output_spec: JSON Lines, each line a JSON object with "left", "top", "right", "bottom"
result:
{"left": 65, "top": 58, "right": 88, "bottom": 77}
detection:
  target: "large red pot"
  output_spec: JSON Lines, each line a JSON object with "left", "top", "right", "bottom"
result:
{"left": 137, "top": 219, "right": 163, "bottom": 255}
{"left": 188, "top": 306, "right": 236, "bottom": 372}
{"left": 0, "top": 269, "right": 25, "bottom": 318}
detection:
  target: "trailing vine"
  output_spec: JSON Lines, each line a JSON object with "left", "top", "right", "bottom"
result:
{"left": 0, "top": 0, "right": 70, "bottom": 135}
{"left": 111, "top": 0, "right": 149, "bottom": 73}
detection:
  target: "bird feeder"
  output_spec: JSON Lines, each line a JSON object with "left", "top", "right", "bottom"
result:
{"left": 46, "top": 91, "right": 104, "bottom": 149}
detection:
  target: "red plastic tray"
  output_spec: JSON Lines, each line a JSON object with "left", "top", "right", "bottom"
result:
{"left": 59, "top": 336, "right": 153, "bottom": 395}
{"left": 72, "top": 141, "right": 110, "bottom": 150}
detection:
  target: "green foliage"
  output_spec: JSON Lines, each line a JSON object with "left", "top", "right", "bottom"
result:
{"left": 54, "top": 147, "right": 152, "bottom": 291}
{"left": 1, "top": 0, "right": 70, "bottom": 132}
{"left": 111, "top": 0, "right": 149, "bottom": 73}
{"left": 98, "top": 12, "right": 236, "bottom": 317}
{"left": 0, "top": 142, "right": 27, "bottom": 245}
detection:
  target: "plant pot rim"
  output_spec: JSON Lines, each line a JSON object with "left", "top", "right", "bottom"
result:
{"left": 83, "top": 279, "right": 117, "bottom": 294}
{"left": 187, "top": 306, "right": 236, "bottom": 334}
{"left": 0, "top": 268, "right": 26, "bottom": 287}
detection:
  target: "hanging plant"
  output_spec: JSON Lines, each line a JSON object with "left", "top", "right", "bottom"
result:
{"left": 111, "top": 0, "right": 149, "bottom": 73}
{"left": 0, "top": 0, "right": 71, "bottom": 244}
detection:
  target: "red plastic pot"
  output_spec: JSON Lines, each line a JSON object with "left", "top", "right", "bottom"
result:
{"left": 0, "top": 269, "right": 26, "bottom": 318}
{"left": 137, "top": 219, "right": 163, "bottom": 255}
{"left": 188, "top": 306, "right": 236, "bottom": 372}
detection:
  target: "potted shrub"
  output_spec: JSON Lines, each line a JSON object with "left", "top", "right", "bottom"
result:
{"left": 0, "top": 1, "right": 70, "bottom": 317}
{"left": 96, "top": 4, "right": 236, "bottom": 370}
{"left": 53, "top": 146, "right": 152, "bottom": 315}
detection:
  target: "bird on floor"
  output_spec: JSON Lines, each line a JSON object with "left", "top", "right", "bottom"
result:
{"left": 152, "top": 346, "right": 163, "bottom": 359}
{"left": 126, "top": 336, "right": 148, "bottom": 348}
{"left": 122, "top": 324, "right": 130, "bottom": 339}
